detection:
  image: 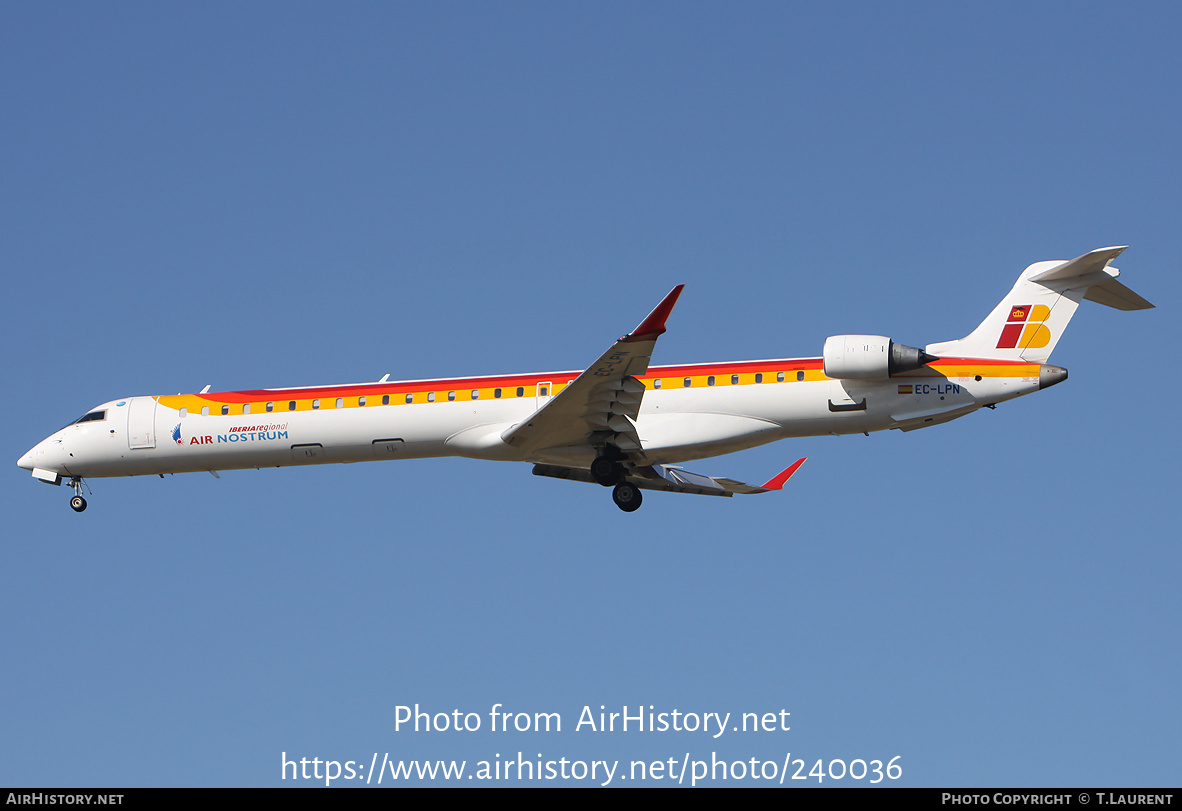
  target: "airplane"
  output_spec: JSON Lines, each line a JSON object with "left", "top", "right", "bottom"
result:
{"left": 18, "top": 246, "right": 1153, "bottom": 513}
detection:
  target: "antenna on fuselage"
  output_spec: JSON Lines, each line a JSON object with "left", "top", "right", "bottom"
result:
{"left": 378, "top": 374, "right": 390, "bottom": 383}
{"left": 200, "top": 384, "right": 211, "bottom": 394}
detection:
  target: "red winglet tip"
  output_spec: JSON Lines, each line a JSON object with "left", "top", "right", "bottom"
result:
{"left": 761, "top": 457, "right": 807, "bottom": 490}
{"left": 625, "top": 284, "right": 685, "bottom": 341}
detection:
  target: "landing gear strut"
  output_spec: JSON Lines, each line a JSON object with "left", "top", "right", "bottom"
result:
{"left": 612, "top": 482, "right": 642, "bottom": 512}
{"left": 68, "top": 477, "right": 88, "bottom": 512}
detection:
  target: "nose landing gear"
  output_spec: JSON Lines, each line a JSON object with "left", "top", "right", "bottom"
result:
{"left": 67, "top": 477, "right": 89, "bottom": 512}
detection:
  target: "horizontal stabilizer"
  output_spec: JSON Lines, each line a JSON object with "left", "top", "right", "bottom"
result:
{"left": 1083, "top": 277, "right": 1155, "bottom": 310}
{"left": 1029, "top": 245, "right": 1128, "bottom": 283}
{"left": 1027, "top": 245, "right": 1152, "bottom": 309}
{"left": 926, "top": 245, "right": 1152, "bottom": 363}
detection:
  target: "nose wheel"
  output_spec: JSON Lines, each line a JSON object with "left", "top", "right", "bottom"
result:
{"left": 67, "top": 477, "right": 90, "bottom": 512}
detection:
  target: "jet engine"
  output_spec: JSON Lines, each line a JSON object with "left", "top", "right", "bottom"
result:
{"left": 822, "top": 335, "right": 938, "bottom": 380}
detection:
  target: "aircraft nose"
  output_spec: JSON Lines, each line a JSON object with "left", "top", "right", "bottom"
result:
{"left": 18, "top": 436, "right": 57, "bottom": 472}
{"left": 17, "top": 448, "right": 35, "bottom": 471}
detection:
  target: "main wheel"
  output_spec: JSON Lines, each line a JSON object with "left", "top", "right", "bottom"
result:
{"left": 612, "top": 483, "right": 642, "bottom": 512}
{"left": 590, "top": 455, "right": 623, "bottom": 486}
{"left": 70, "top": 496, "right": 87, "bottom": 512}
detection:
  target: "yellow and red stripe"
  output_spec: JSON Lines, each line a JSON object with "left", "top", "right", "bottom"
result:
{"left": 155, "top": 356, "right": 1040, "bottom": 415}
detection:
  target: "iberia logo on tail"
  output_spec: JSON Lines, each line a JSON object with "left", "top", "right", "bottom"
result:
{"left": 997, "top": 303, "right": 1051, "bottom": 349}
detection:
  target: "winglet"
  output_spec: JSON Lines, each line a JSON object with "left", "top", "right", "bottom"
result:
{"left": 623, "top": 284, "right": 685, "bottom": 342}
{"left": 760, "top": 458, "right": 807, "bottom": 490}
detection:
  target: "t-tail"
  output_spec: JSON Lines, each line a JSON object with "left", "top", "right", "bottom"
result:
{"left": 926, "top": 246, "right": 1154, "bottom": 364}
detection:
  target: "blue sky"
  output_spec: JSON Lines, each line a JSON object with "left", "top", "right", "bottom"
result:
{"left": 2, "top": 3, "right": 1177, "bottom": 787}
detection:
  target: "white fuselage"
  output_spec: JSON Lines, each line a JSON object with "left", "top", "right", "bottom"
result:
{"left": 17, "top": 355, "right": 1046, "bottom": 483}
{"left": 18, "top": 247, "right": 1148, "bottom": 513}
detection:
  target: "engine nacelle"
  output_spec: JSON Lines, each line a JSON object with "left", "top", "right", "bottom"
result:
{"left": 822, "top": 335, "right": 936, "bottom": 380}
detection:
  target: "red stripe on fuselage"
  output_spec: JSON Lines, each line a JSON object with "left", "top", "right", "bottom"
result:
{"left": 186, "top": 356, "right": 1033, "bottom": 403}
{"left": 188, "top": 358, "right": 828, "bottom": 402}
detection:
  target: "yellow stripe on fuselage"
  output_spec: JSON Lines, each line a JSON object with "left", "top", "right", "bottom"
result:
{"left": 154, "top": 357, "right": 1039, "bottom": 416}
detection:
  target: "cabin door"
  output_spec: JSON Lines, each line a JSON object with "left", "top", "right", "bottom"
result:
{"left": 127, "top": 397, "right": 157, "bottom": 449}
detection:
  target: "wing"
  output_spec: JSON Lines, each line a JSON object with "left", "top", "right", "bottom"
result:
{"left": 500, "top": 285, "right": 684, "bottom": 458}
{"left": 533, "top": 458, "right": 807, "bottom": 497}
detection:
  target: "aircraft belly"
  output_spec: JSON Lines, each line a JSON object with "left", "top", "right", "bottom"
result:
{"left": 634, "top": 412, "right": 784, "bottom": 460}
{"left": 444, "top": 423, "right": 526, "bottom": 460}
{"left": 101, "top": 399, "right": 536, "bottom": 476}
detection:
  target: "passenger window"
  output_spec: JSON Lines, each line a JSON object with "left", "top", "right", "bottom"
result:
{"left": 221, "top": 405, "right": 229, "bottom": 415}
{"left": 732, "top": 375, "right": 739, "bottom": 385}
{"left": 288, "top": 401, "right": 296, "bottom": 411}
{"left": 358, "top": 396, "right": 366, "bottom": 407}
{"left": 755, "top": 373, "right": 763, "bottom": 383}
{"left": 402, "top": 394, "right": 410, "bottom": 404}
{"left": 707, "top": 376, "right": 715, "bottom": 386}
{"left": 516, "top": 387, "right": 524, "bottom": 397}
{"left": 684, "top": 378, "right": 691, "bottom": 388}
{"left": 471, "top": 390, "right": 479, "bottom": 400}
{"left": 179, "top": 408, "right": 188, "bottom": 418}
{"left": 653, "top": 379, "right": 662, "bottom": 389}
{"left": 448, "top": 391, "right": 456, "bottom": 401}
{"left": 494, "top": 388, "right": 502, "bottom": 398}
{"left": 797, "top": 371, "right": 805, "bottom": 381}
{"left": 266, "top": 402, "right": 274, "bottom": 412}
{"left": 201, "top": 406, "right": 209, "bottom": 416}
{"left": 428, "top": 392, "right": 436, "bottom": 402}
{"left": 313, "top": 399, "right": 320, "bottom": 409}
{"left": 243, "top": 404, "right": 250, "bottom": 415}
{"left": 777, "top": 372, "right": 785, "bottom": 382}
{"left": 336, "top": 398, "right": 344, "bottom": 408}
{"left": 539, "top": 386, "right": 548, "bottom": 396}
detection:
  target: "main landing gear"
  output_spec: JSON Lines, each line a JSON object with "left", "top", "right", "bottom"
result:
{"left": 590, "top": 454, "right": 624, "bottom": 486}
{"left": 611, "top": 482, "right": 642, "bottom": 512}
{"left": 591, "top": 451, "right": 643, "bottom": 511}
{"left": 68, "top": 477, "right": 88, "bottom": 512}
{"left": 592, "top": 453, "right": 643, "bottom": 511}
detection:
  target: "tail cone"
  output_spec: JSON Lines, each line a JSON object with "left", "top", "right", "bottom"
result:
{"left": 1039, "top": 365, "right": 1068, "bottom": 390}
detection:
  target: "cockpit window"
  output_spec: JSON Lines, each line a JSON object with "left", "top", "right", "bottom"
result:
{"left": 63, "top": 409, "right": 107, "bottom": 430}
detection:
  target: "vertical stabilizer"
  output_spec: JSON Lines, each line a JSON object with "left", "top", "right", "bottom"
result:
{"left": 925, "top": 247, "right": 1151, "bottom": 363}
